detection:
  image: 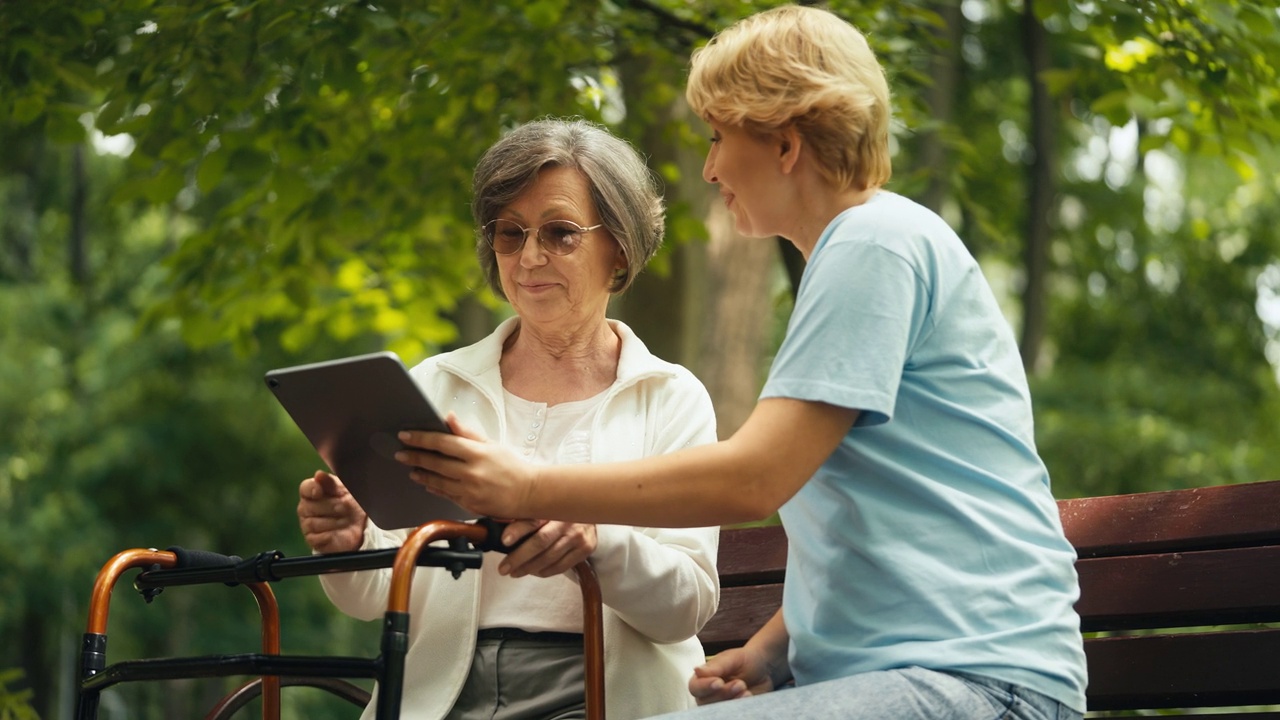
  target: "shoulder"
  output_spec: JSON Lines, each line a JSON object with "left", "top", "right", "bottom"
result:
{"left": 812, "top": 191, "right": 972, "bottom": 282}
{"left": 612, "top": 320, "right": 700, "bottom": 383}
{"left": 408, "top": 317, "right": 516, "bottom": 381}
{"left": 825, "top": 192, "right": 955, "bottom": 251}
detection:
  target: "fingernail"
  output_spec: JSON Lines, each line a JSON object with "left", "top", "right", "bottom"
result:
{"left": 398, "top": 431, "right": 410, "bottom": 440}
{"left": 502, "top": 533, "right": 514, "bottom": 545}
{"left": 394, "top": 451, "right": 406, "bottom": 461}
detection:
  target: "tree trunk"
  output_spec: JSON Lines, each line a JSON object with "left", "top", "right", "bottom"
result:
{"left": 613, "top": 51, "right": 781, "bottom": 437}
{"left": 1020, "top": 3, "right": 1055, "bottom": 373}
{"left": 21, "top": 611, "right": 52, "bottom": 718}
{"left": 920, "top": 0, "right": 964, "bottom": 215}
{"left": 70, "top": 144, "right": 90, "bottom": 288}
{"left": 776, "top": 236, "right": 804, "bottom": 302}
{"left": 612, "top": 56, "right": 705, "bottom": 365}
{"left": 611, "top": 237, "right": 696, "bottom": 364}
{"left": 2, "top": 135, "right": 42, "bottom": 282}
{"left": 697, "top": 205, "right": 779, "bottom": 437}
{"left": 446, "top": 293, "right": 497, "bottom": 351}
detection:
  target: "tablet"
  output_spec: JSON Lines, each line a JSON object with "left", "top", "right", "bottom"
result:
{"left": 265, "top": 351, "right": 474, "bottom": 529}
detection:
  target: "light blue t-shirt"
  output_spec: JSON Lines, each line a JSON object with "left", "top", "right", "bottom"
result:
{"left": 763, "top": 191, "right": 1087, "bottom": 711}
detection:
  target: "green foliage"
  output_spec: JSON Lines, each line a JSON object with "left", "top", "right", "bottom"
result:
{"left": 78, "top": 0, "right": 664, "bottom": 357}
{"left": 0, "top": 669, "right": 39, "bottom": 720}
{"left": 0, "top": 139, "right": 379, "bottom": 718}
{"left": 1, "top": 1, "right": 1279, "bottom": 717}
{"left": 1070, "top": 0, "right": 1280, "bottom": 167}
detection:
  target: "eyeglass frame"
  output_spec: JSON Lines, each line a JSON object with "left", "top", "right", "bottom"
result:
{"left": 482, "top": 218, "right": 605, "bottom": 256}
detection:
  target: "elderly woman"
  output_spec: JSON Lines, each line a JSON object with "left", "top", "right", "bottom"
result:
{"left": 296, "top": 118, "right": 720, "bottom": 720}
{"left": 402, "top": 7, "right": 1088, "bottom": 720}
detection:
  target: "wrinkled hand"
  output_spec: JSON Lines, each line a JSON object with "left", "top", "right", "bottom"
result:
{"left": 297, "top": 470, "right": 367, "bottom": 554}
{"left": 688, "top": 647, "right": 777, "bottom": 705}
{"left": 395, "top": 413, "right": 537, "bottom": 520}
{"left": 497, "top": 519, "right": 597, "bottom": 578}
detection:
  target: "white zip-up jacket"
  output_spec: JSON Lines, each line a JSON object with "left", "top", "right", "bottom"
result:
{"left": 320, "top": 317, "right": 721, "bottom": 720}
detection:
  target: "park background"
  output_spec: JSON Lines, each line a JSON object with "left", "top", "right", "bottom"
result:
{"left": 2, "top": 0, "right": 1278, "bottom": 717}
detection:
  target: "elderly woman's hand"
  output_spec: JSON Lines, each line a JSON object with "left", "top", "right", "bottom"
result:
{"left": 396, "top": 413, "right": 536, "bottom": 520}
{"left": 495, "top": 519, "right": 597, "bottom": 578}
{"left": 297, "top": 470, "right": 368, "bottom": 554}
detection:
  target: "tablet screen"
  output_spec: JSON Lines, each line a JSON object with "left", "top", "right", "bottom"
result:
{"left": 266, "top": 351, "right": 475, "bottom": 529}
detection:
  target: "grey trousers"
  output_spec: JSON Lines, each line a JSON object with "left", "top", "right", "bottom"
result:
{"left": 644, "top": 666, "right": 1083, "bottom": 720}
{"left": 443, "top": 634, "right": 586, "bottom": 720}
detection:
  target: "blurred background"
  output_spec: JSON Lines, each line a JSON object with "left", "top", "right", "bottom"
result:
{"left": 2, "top": 1, "right": 1278, "bottom": 717}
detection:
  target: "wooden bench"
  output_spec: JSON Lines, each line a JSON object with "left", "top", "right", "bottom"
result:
{"left": 696, "top": 479, "right": 1280, "bottom": 717}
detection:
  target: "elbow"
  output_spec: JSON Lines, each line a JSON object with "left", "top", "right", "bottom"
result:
{"left": 723, "top": 484, "right": 786, "bottom": 524}
{"left": 743, "top": 498, "right": 783, "bottom": 523}
{"left": 719, "top": 437, "right": 802, "bottom": 523}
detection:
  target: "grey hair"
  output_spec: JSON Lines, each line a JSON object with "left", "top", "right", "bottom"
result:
{"left": 471, "top": 117, "right": 665, "bottom": 298}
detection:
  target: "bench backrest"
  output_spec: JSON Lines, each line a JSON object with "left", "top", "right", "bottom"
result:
{"left": 697, "top": 479, "right": 1280, "bottom": 716}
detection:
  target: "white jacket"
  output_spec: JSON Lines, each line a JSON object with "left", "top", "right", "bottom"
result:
{"left": 320, "top": 317, "right": 721, "bottom": 719}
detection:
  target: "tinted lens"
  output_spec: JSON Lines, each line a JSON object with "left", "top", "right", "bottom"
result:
{"left": 537, "top": 221, "right": 586, "bottom": 255}
{"left": 486, "top": 220, "right": 528, "bottom": 254}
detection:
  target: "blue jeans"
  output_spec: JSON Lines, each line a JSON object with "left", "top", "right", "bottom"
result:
{"left": 645, "top": 667, "right": 1083, "bottom": 720}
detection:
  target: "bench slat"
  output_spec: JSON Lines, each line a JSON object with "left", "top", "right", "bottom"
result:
{"left": 702, "top": 482, "right": 1280, "bottom": 716}
{"left": 716, "top": 525, "right": 787, "bottom": 587}
{"left": 1085, "top": 628, "right": 1280, "bottom": 711}
{"left": 1060, "top": 480, "right": 1280, "bottom": 559}
{"left": 699, "top": 584, "right": 783, "bottom": 655}
{"left": 1077, "top": 545, "right": 1280, "bottom": 631}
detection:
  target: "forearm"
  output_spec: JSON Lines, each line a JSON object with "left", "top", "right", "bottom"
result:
{"left": 746, "top": 608, "right": 793, "bottom": 688}
{"left": 526, "top": 399, "right": 855, "bottom": 526}
{"left": 531, "top": 438, "right": 778, "bottom": 526}
{"left": 407, "top": 398, "right": 856, "bottom": 527}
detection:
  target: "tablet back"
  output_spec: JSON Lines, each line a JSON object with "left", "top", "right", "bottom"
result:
{"left": 265, "top": 351, "right": 472, "bottom": 529}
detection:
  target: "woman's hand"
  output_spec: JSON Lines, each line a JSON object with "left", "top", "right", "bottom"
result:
{"left": 297, "top": 470, "right": 367, "bottom": 553}
{"left": 688, "top": 646, "right": 778, "bottom": 705}
{"left": 395, "top": 413, "right": 537, "bottom": 520}
{"left": 497, "top": 519, "right": 598, "bottom": 578}
{"left": 690, "top": 609, "right": 791, "bottom": 705}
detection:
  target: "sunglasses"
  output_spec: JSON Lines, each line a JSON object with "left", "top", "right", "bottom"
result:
{"left": 483, "top": 219, "right": 604, "bottom": 256}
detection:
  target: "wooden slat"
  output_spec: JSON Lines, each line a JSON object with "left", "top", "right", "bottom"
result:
{"left": 1076, "top": 545, "right": 1280, "bottom": 631}
{"left": 1060, "top": 480, "right": 1280, "bottom": 558}
{"left": 706, "top": 482, "right": 1280, "bottom": 717}
{"left": 698, "top": 584, "right": 783, "bottom": 655}
{"left": 716, "top": 526, "right": 787, "bottom": 588}
{"left": 1084, "top": 628, "right": 1280, "bottom": 711}
{"left": 1100, "top": 707, "right": 1280, "bottom": 712}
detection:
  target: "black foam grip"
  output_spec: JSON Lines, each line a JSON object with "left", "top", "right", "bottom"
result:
{"left": 165, "top": 545, "right": 243, "bottom": 569}
{"left": 472, "top": 517, "right": 531, "bottom": 554}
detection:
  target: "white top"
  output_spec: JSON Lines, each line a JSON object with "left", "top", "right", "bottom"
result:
{"left": 475, "top": 389, "right": 608, "bottom": 632}
{"left": 319, "top": 317, "right": 721, "bottom": 720}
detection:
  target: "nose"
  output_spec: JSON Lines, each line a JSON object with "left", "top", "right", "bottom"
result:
{"left": 518, "top": 228, "right": 548, "bottom": 266}
{"left": 702, "top": 145, "right": 718, "bottom": 184}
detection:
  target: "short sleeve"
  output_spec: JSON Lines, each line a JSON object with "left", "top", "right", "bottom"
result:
{"left": 761, "top": 239, "right": 931, "bottom": 426}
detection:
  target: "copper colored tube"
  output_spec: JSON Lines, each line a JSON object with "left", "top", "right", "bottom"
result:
{"left": 85, "top": 548, "right": 283, "bottom": 720}
{"left": 86, "top": 549, "right": 177, "bottom": 634}
{"left": 246, "top": 581, "right": 282, "bottom": 720}
{"left": 390, "top": 521, "right": 607, "bottom": 720}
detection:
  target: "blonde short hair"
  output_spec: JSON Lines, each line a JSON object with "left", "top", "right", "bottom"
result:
{"left": 685, "top": 5, "right": 892, "bottom": 192}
